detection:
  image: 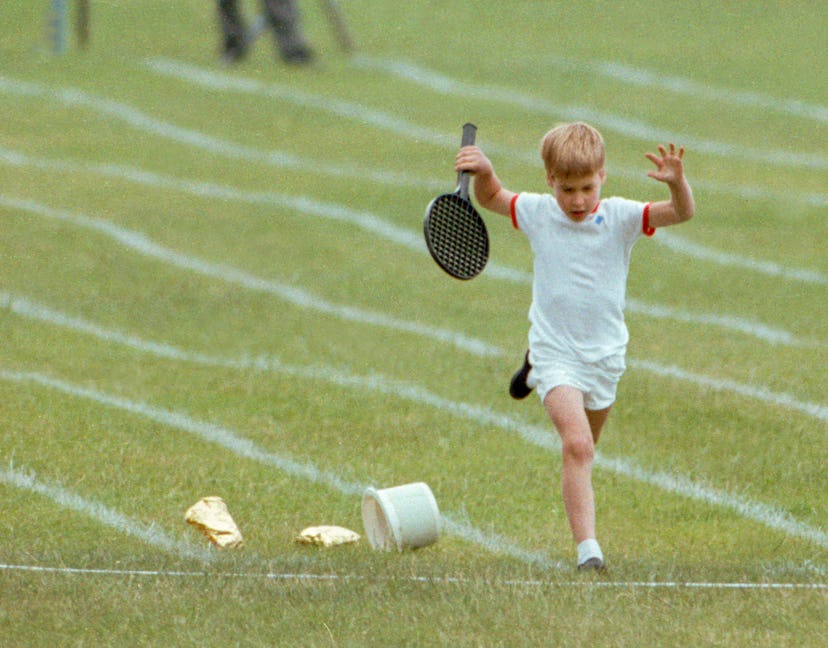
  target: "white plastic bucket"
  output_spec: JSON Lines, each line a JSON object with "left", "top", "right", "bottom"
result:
{"left": 361, "top": 482, "right": 441, "bottom": 551}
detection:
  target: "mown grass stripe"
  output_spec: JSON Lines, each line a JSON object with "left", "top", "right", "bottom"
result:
{"left": 142, "top": 57, "right": 827, "bottom": 208}
{"left": 144, "top": 57, "right": 452, "bottom": 147}
{"left": 3, "top": 187, "right": 825, "bottom": 422}
{"left": 1, "top": 149, "right": 823, "bottom": 341}
{"left": 0, "top": 369, "right": 555, "bottom": 568}
{"left": 352, "top": 57, "right": 828, "bottom": 171}
{"left": 3, "top": 295, "right": 825, "bottom": 549}
{"left": 544, "top": 56, "right": 828, "bottom": 123}
{"left": 629, "top": 359, "right": 828, "bottom": 421}
{"left": 656, "top": 231, "right": 826, "bottom": 285}
{"left": 625, "top": 298, "right": 822, "bottom": 348}
{"left": 0, "top": 465, "right": 213, "bottom": 563}
{"left": 0, "top": 194, "right": 500, "bottom": 358}
{"left": 0, "top": 74, "right": 439, "bottom": 191}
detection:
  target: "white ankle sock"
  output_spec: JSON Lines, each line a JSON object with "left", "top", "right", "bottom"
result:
{"left": 577, "top": 538, "right": 604, "bottom": 565}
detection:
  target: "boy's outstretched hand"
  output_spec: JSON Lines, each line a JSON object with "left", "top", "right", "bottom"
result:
{"left": 645, "top": 143, "right": 686, "bottom": 185}
{"left": 643, "top": 143, "right": 695, "bottom": 227}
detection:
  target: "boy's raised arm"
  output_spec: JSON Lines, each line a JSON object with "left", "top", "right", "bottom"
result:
{"left": 455, "top": 146, "right": 516, "bottom": 218}
{"left": 645, "top": 143, "right": 696, "bottom": 228}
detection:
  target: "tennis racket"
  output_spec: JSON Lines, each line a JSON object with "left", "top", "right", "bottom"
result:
{"left": 423, "top": 122, "right": 489, "bottom": 280}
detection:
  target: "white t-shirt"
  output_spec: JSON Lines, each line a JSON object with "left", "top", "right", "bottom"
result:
{"left": 510, "top": 193, "right": 654, "bottom": 363}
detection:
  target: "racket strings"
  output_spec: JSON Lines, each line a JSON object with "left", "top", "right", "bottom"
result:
{"left": 427, "top": 195, "right": 488, "bottom": 278}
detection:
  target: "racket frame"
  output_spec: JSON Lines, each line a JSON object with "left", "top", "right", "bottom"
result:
{"left": 423, "top": 123, "right": 489, "bottom": 280}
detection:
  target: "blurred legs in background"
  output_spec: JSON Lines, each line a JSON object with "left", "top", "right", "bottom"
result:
{"left": 216, "top": 0, "right": 313, "bottom": 64}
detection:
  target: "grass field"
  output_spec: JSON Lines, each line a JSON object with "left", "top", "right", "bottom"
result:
{"left": 1, "top": 0, "right": 826, "bottom": 645}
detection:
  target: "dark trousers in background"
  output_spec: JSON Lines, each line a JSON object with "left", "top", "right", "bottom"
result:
{"left": 217, "top": 0, "right": 312, "bottom": 63}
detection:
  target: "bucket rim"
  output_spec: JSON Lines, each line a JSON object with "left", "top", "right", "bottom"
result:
{"left": 362, "top": 482, "right": 441, "bottom": 551}
{"left": 362, "top": 486, "right": 403, "bottom": 551}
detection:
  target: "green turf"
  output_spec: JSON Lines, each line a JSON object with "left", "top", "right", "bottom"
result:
{"left": 1, "top": 0, "right": 826, "bottom": 645}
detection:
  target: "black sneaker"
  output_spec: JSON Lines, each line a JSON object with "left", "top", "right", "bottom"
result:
{"left": 221, "top": 35, "right": 248, "bottom": 65}
{"left": 577, "top": 557, "right": 607, "bottom": 572}
{"left": 509, "top": 351, "right": 533, "bottom": 400}
{"left": 280, "top": 43, "right": 314, "bottom": 65}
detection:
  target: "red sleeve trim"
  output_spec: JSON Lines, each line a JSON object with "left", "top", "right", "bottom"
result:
{"left": 642, "top": 203, "right": 655, "bottom": 237}
{"left": 510, "top": 194, "right": 520, "bottom": 230}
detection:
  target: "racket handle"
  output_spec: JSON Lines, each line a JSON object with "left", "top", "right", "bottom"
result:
{"left": 457, "top": 122, "right": 477, "bottom": 199}
{"left": 461, "top": 122, "right": 477, "bottom": 146}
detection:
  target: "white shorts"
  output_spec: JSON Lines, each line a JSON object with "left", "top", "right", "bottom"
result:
{"left": 527, "top": 352, "right": 626, "bottom": 410}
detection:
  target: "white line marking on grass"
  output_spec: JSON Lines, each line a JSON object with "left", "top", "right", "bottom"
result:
{"left": 3, "top": 148, "right": 824, "bottom": 304}
{"left": 1, "top": 563, "right": 825, "bottom": 590}
{"left": 0, "top": 292, "right": 197, "bottom": 362}
{"left": 655, "top": 231, "right": 827, "bottom": 285}
{"left": 0, "top": 465, "right": 213, "bottom": 563}
{"left": 0, "top": 368, "right": 556, "bottom": 569}
{"left": 352, "top": 57, "right": 828, "bottom": 172}
{"left": 9, "top": 141, "right": 826, "bottom": 293}
{"left": 0, "top": 147, "right": 513, "bottom": 285}
{"left": 625, "top": 299, "right": 824, "bottom": 348}
{"left": 628, "top": 359, "right": 828, "bottom": 422}
{"left": 142, "top": 58, "right": 827, "bottom": 208}
{"left": 1, "top": 148, "right": 823, "bottom": 346}
{"left": 0, "top": 74, "right": 440, "bottom": 191}
{"left": 545, "top": 56, "right": 828, "bottom": 124}
{"left": 144, "top": 57, "right": 453, "bottom": 148}
{"left": 0, "top": 146, "right": 429, "bottom": 254}
{"left": 598, "top": 456, "right": 828, "bottom": 552}
{"left": 3, "top": 295, "right": 826, "bottom": 550}
{"left": 0, "top": 194, "right": 500, "bottom": 358}
{"left": 7, "top": 287, "right": 826, "bottom": 430}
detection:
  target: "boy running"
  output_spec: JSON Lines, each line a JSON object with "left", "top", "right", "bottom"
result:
{"left": 454, "top": 122, "right": 695, "bottom": 570}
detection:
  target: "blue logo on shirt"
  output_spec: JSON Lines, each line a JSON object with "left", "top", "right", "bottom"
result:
{"left": 595, "top": 216, "right": 604, "bottom": 225}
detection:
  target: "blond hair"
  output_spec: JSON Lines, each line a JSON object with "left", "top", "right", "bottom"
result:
{"left": 540, "top": 122, "right": 605, "bottom": 178}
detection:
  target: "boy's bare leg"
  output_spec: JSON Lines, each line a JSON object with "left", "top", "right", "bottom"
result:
{"left": 544, "top": 386, "right": 611, "bottom": 544}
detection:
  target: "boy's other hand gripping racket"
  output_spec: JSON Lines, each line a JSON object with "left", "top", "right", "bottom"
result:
{"left": 424, "top": 122, "right": 489, "bottom": 280}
